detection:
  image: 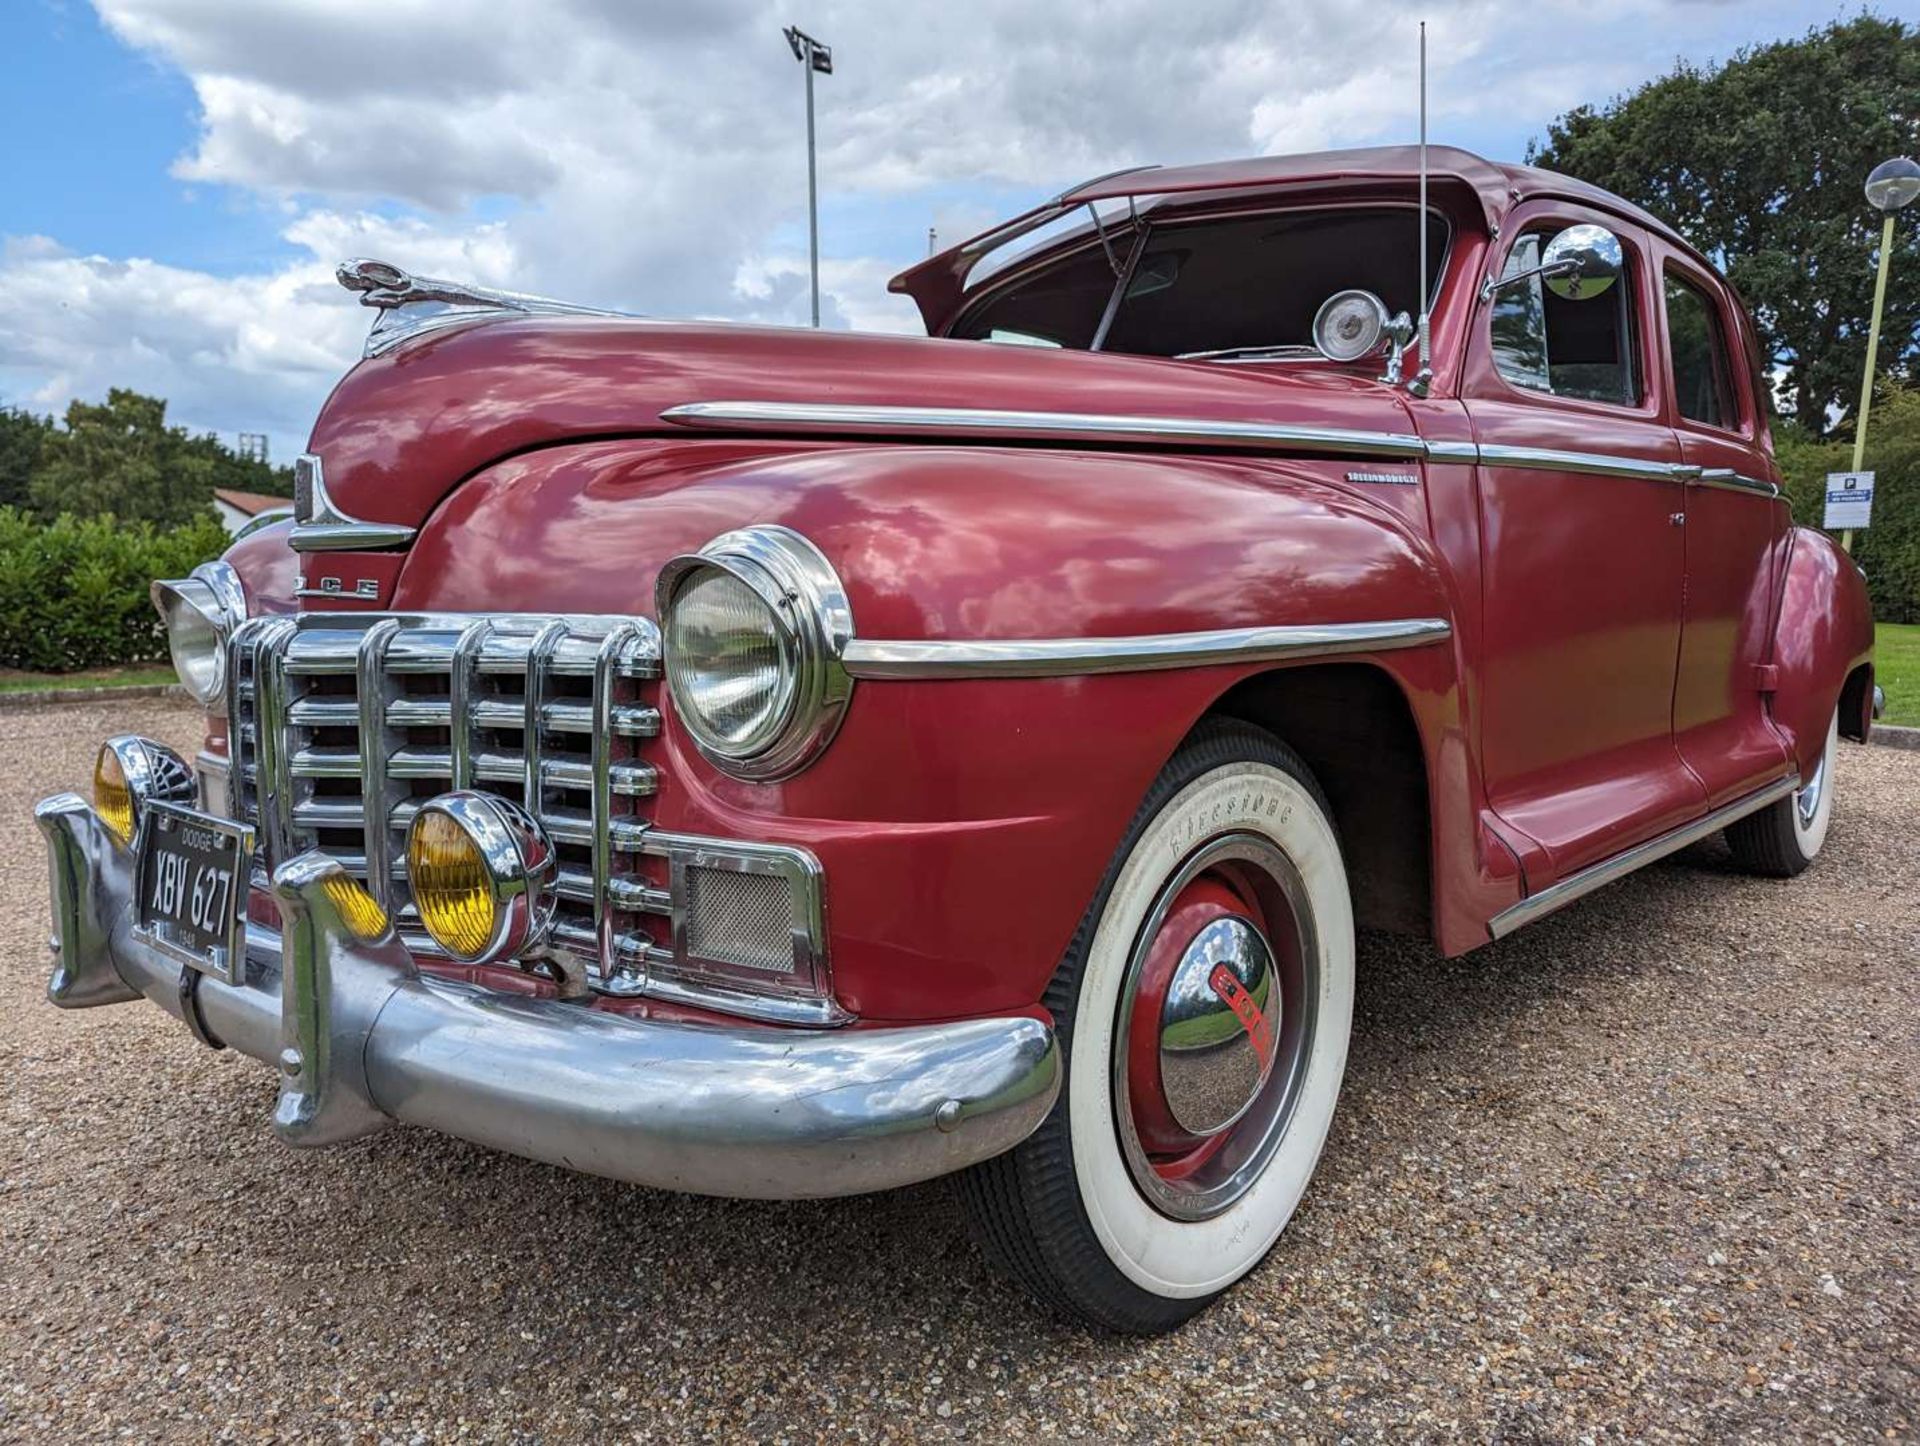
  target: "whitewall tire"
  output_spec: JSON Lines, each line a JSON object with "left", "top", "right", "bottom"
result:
{"left": 959, "top": 719, "right": 1355, "bottom": 1332}
{"left": 1726, "top": 706, "right": 1839, "bottom": 878}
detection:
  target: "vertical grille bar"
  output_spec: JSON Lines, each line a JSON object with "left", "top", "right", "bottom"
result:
{"left": 522, "top": 621, "right": 569, "bottom": 813}
{"left": 356, "top": 618, "right": 402, "bottom": 908}
{"left": 253, "top": 618, "right": 298, "bottom": 869}
{"left": 591, "top": 624, "right": 642, "bottom": 981}
{"left": 447, "top": 620, "right": 490, "bottom": 791}
{"left": 224, "top": 625, "right": 255, "bottom": 825}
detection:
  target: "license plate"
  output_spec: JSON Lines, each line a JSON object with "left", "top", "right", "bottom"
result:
{"left": 134, "top": 802, "right": 254, "bottom": 985}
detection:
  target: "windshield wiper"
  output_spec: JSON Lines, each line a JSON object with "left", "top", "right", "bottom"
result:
{"left": 1172, "top": 343, "right": 1323, "bottom": 362}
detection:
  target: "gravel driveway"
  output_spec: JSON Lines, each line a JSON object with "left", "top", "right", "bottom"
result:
{"left": 3, "top": 698, "right": 1915, "bottom": 1442}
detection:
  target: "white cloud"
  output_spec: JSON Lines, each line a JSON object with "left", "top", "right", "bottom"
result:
{"left": 2, "top": 0, "right": 1842, "bottom": 454}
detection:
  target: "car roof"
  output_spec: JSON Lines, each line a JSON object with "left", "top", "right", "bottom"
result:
{"left": 889, "top": 145, "right": 1701, "bottom": 334}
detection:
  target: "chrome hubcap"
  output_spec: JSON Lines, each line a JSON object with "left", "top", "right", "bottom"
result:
{"left": 1158, "top": 917, "right": 1278, "bottom": 1137}
{"left": 1113, "top": 832, "right": 1319, "bottom": 1222}
{"left": 1796, "top": 746, "right": 1828, "bottom": 828}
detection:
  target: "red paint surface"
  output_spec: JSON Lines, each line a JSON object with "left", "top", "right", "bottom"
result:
{"left": 199, "top": 157, "right": 1875, "bottom": 1026}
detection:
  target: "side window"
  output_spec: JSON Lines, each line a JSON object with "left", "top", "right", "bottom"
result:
{"left": 1490, "top": 229, "right": 1638, "bottom": 406}
{"left": 1664, "top": 270, "right": 1735, "bottom": 429}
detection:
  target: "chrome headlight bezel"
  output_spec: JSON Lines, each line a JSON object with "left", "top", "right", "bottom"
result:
{"left": 656, "top": 526, "right": 854, "bottom": 781}
{"left": 151, "top": 561, "right": 246, "bottom": 713}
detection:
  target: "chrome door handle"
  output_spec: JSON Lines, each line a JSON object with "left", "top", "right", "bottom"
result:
{"left": 1669, "top": 512, "right": 1686, "bottom": 526}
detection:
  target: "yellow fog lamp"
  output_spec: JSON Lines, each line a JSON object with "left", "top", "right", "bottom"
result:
{"left": 93, "top": 736, "right": 196, "bottom": 847}
{"left": 406, "top": 792, "right": 556, "bottom": 964}
{"left": 320, "top": 873, "right": 391, "bottom": 943}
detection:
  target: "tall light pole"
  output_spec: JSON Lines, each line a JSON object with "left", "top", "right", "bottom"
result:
{"left": 783, "top": 25, "right": 832, "bottom": 328}
{"left": 1843, "top": 155, "right": 1920, "bottom": 552}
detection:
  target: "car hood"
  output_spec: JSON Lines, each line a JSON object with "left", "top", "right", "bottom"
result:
{"left": 306, "top": 316, "right": 1420, "bottom": 533}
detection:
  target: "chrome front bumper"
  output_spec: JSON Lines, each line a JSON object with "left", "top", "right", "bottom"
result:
{"left": 36, "top": 792, "right": 1060, "bottom": 1198}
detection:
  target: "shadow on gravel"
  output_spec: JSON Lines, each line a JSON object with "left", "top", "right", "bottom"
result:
{"left": 232, "top": 839, "right": 1730, "bottom": 1358}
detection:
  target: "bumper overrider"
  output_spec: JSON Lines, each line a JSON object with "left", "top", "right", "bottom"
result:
{"left": 36, "top": 790, "right": 1061, "bottom": 1198}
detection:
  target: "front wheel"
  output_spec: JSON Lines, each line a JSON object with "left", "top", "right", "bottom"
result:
{"left": 1725, "top": 707, "right": 1838, "bottom": 878}
{"left": 959, "top": 720, "right": 1355, "bottom": 1333}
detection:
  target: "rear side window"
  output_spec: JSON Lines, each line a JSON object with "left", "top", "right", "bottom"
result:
{"left": 1489, "top": 231, "right": 1638, "bottom": 407}
{"left": 1664, "top": 270, "right": 1736, "bottom": 429}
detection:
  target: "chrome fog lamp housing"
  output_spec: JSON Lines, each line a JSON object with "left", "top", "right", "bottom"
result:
{"left": 405, "top": 791, "right": 558, "bottom": 966}
{"left": 93, "top": 735, "right": 197, "bottom": 847}
{"left": 151, "top": 561, "right": 246, "bottom": 712}
{"left": 656, "top": 526, "right": 854, "bottom": 780}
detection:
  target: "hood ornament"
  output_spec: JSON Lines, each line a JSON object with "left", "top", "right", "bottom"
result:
{"left": 335, "top": 258, "right": 630, "bottom": 359}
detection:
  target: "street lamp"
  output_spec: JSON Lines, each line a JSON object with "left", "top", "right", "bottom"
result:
{"left": 1842, "top": 155, "right": 1920, "bottom": 551}
{"left": 782, "top": 25, "right": 833, "bottom": 328}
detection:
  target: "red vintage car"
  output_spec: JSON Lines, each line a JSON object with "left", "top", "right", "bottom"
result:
{"left": 41, "top": 146, "right": 1878, "bottom": 1333}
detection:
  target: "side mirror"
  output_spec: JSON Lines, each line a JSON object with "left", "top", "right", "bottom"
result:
{"left": 1480, "top": 223, "right": 1624, "bottom": 304}
{"left": 1540, "top": 225, "right": 1623, "bottom": 300}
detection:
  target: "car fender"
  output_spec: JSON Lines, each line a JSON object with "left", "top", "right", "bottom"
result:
{"left": 393, "top": 438, "right": 1467, "bottom": 1018}
{"left": 1769, "top": 525, "right": 1874, "bottom": 771}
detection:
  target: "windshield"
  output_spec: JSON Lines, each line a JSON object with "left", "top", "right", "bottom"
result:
{"left": 949, "top": 206, "right": 1449, "bottom": 359}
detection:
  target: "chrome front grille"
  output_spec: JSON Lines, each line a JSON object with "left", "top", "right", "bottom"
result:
{"left": 228, "top": 612, "right": 666, "bottom": 992}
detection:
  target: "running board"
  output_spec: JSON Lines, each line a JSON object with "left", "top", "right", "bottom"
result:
{"left": 1487, "top": 773, "right": 1800, "bottom": 940}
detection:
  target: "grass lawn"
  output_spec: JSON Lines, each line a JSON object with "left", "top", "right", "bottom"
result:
{"left": 1878, "top": 622, "right": 1920, "bottom": 728}
{"left": 0, "top": 664, "right": 177, "bottom": 696}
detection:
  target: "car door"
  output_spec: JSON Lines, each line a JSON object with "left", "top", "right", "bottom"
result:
{"left": 1658, "top": 252, "right": 1795, "bottom": 805}
{"left": 1460, "top": 204, "right": 1707, "bottom": 881}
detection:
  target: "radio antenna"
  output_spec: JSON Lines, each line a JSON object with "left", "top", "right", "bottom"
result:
{"left": 1413, "top": 20, "right": 1432, "bottom": 396}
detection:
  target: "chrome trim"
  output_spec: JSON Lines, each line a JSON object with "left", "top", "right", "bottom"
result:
{"left": 337, "top": 257, "right": 630, "bottom": 360}
{"left": 291, "top": 454, "right": 417, "bottom": 553}
{"left": 1425, "top": 440, "right": 1481, "bottom": 464}
{"left": 1475, "top": 444, "right": 1696, "bottom": 483}
{"left": 642, "top": 830, "right": 844, "bottom": 1027}
{"left": 655, "top": 525, "right": 855, "bottom": 780}
{"left": 151, "top": 561, "right": 248, "bottom": 712}
{"left": 36, "top": 796, "right": 1061, "bottom": 1199}
{"left": 841, "top": 618, "right": 1452, "bottom": 680}
{"left": 1488, "top": 773, "right": 1800, "bottom": 939}
{"left": 1694, "top": 468, "right": 1782, "bottom": 499}
{"left": 661, "top": 401, "right": 1428, "bottom": 461}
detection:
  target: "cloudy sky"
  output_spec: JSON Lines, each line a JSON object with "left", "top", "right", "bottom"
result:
{"left": 0, "top": 0, "right": 1873, "bottom": 459}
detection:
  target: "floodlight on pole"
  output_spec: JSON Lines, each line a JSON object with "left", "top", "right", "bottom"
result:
{"left": 1841, "top": 155, "right": 1919, "bottom": 552}
{"left": 782, "top": 25, "right": 833, "bottom": 328}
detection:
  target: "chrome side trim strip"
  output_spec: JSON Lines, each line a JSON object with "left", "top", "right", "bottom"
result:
{"left": 1475, "top": 443, "right": 1695, "bottom": 483}
{"left": 290, "top": 454, "right": 418, "bottom": 554}
{"left": 841, "top": 617, "right": 1452, "bottom": 680}
{"left": 661, "top": 401, "right": 1428, "bottom": 460}
{"left": 659, "top": 402, "right": 1752, "bottom": 492}
{"left": 1694, "top": 468, "right": 1781, "bottom": 498}
{"left": 1487, "top": 773, "right": 1800, "bottom": 940}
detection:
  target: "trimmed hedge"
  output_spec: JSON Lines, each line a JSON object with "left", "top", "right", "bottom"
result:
{"left": 1775, "top": 384, "right": 1920, "bottom": 626}
{"left": 0, "top": 508, "right": 231, "bottom": 672}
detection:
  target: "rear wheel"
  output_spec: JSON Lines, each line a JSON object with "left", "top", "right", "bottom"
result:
{"left": 1725, "top": 707, "right": 1838, "bottom": 878}
{"left": 958, "top": 720, "right": 1355, "bottom": 1333}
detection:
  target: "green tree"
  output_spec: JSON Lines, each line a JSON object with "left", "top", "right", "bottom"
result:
{"left": 28, "top": 388, "right": 219, "bottom": 528}
{"left": 0, "top": 406, "right": 55, "bottom": 511}
{"left": 1529, "top": 15, "right": 1920, "bottom": 432}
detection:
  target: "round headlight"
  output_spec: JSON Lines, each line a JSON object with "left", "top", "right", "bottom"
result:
{"left": 151, "top": 562, "right": 245, "bottom": 712}
{"left": 656, "top": 527, "right": 854, "bottom": 781}
{"left": 93, "top": 736, "right": 195, "bottom": 847}
{"left": 664, "top": 567, "right": 796, "bottom": 756}
{"left": 406, "top": 792, "right": 555, "bottom": 964}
